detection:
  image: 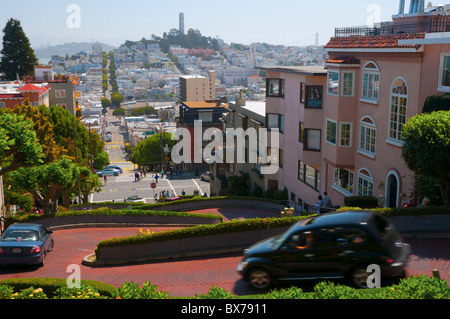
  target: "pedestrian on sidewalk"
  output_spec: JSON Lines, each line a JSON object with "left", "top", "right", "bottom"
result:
{"left": 104, "top": 175, "right": 107, "bottom": 184}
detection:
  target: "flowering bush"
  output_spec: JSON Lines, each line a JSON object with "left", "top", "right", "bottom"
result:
{"left": 280, "top": 207, "right": 294, "bottom": 217}
{"left": 12, "top": 287, "right": 47, "bottom": 299}
{"left": 54, "top": 285, "right": 106, "bottom": 299}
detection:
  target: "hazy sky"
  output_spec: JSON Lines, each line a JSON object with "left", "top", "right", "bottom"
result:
{"left": 1, "top": 0, "right": 408, "bottom": 48}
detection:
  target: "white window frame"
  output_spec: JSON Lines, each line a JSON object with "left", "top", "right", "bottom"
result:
{"left": 339, "top": 122, "right": 353, "bottom": 147}
{"left": 333, "top": 168, "right": 354, "bottom": 196}
{"left": 304, "top": 129, "right": 321, "bottom": 151}
{"left": 358, "top": 116, "right": 377, "bottom": 158}
{"left": 387, "top": 77, "right": 408, "bottom": 146}
{"left": 326, "top": 119, "right": 337, "bottom": 146}
{"left": 0, "top": 102, "right": 5, "bottom": 108}
{"left": 438, "top": 53, "right": 450, "bottom": 92}
{"left": 341, "top": 71, "right": 355, "bottom": 97}
{"left": 357, "top": 168, "right": 374, "bottom": 197}
{"left": 327, "top": 71, "right": 339, "bottom": 96}
{"left": 361, "top": 61, "right": 380, "bottom": 104}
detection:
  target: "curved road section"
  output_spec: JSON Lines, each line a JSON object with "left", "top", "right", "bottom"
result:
{"left": 0, "top": 208, "right": 449, "bottom": 298}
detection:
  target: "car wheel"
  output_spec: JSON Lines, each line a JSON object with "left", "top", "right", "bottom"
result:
{"left": 47, "top": 239, "right": 54, "bottom": 252}
{"left": 349, "top": 265, "right": 370, "bottom": 288}
{"left": 38, "top": 255, "right": 45, "bottom": 268}
{"left": 114, "top": 173, "right": 118, "bottom": 176}
{"left": 247, "top": 268, "right": 272, "bottom": 290}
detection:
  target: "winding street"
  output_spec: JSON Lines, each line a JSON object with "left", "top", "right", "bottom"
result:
{"left": 0, "top": 208, "right": 449, "bottom": 298}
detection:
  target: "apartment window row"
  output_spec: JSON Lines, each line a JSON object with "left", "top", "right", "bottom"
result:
{"left": 327, "top": 61, "right": 379, "bottom": 101}
{"left": 298, "top": 160, "right": 320, "bottom": 191}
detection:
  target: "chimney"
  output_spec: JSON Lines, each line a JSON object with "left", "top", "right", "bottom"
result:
{"left": 236, "top": 90, "right": 246, "bottom": 107}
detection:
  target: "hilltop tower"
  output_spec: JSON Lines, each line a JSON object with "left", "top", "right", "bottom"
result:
{"left": 179, "top": 13, "right": 185, "bottom": 35}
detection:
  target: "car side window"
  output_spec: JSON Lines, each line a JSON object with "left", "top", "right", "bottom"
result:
{"left": 285, "top": 231, "right": 314, "bottom": 250}
{"left": 39, "top": 227, "right": 46, "bottom": 239}
{"left": 335, "top": 228, "right": 368, "bottom": 245}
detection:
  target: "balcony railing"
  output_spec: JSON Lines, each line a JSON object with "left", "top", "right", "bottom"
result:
{"left": 334, "top": 16, "right": 450, "bottom": 37}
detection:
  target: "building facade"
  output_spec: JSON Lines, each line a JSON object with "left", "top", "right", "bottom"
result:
{"left": 259, "top": 4, "right": 450, "bottom": 210}
{"left": 179, "top": 70, "right": 216, "bottom": 102}
{"left": 210, "top": 92, "right": 266, "bottom": 195}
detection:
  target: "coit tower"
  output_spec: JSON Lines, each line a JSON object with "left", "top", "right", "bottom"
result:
{"left": 179, "top": 13, "right": 185, "bottom": 35}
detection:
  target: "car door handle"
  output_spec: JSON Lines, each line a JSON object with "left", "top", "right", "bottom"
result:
{"left": 304, "top": 254, "right": 314, "bottom": 258}
{"left": 339, "top": 250, "right": 354, "bottom": 256}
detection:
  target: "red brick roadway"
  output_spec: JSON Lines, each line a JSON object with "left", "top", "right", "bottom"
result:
{"left": 0, "top": 208, "right": 448, "bottom": 298}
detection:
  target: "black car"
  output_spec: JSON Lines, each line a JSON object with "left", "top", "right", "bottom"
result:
{"left": 237, "top": 211, "right": 411, "bottom": 290}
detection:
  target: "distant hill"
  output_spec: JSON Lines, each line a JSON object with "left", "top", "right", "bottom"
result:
{"left": 33, "top": 42, "right": 116, "bottom": 58}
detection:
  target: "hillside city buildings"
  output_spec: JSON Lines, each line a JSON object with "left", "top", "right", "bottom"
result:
{"left": 1, "top": 1, "right": 449, "bottom": 212}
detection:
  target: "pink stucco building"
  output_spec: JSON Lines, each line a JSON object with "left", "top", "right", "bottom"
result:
{"left": 260, "top": 3, "right": 450, "bottom": 210}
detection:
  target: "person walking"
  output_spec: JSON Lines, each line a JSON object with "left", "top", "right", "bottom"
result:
{"left": 103, "top": 175, "right": 107, "bottom": 184}
{"left": 321, "top": 192, "right": 333, "bottom": 212}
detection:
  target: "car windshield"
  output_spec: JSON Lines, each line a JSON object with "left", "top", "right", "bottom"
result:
{"left": 1, "top": 229, "right": 40, "bottom": 241}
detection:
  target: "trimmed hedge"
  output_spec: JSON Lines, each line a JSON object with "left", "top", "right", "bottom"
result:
{"left": 70, "top": 195, "right": 284, "bottom": 210}
{"left": 344, "top": 196, "right": 378, "bottom": 208}
{"left": 337, "top": 205, "right": 450, "bottom": 217}
{"left": 96, "top": 216, "right": 307, "bottom": 250}
{"left": 9, "top": 207, "right": 223, "bottom": 225}
{"left": 0, "top": 275, "right": 447, "bottom": 299}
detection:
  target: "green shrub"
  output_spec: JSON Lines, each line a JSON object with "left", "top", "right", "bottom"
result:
{"left": 422, "top": 93, "right": 450, "bottom": 113}
{"left": 96, "top": 216, "right": 305, "bottom": 250}
{"left": 0, "top": 285, "right": 14, "bottom": 299}
{"left": 11, "top": 207, "right": 222, "bottom": 224}
{"left": 113, "top": 281, "right": 170, "bottom": 299}
{"left": 251, "top": 186, "right": 264, "bottom": 198}
{"left": 195, "top": 286, "right": 236, "bottom": 299}
{"left": 391, "top": 275, "right": 450, "bottom": 299}
{"left": 273, "top": 190, "right": 288, "bottom": 201}
{"left": 337, "top": 205, "right": 450, "bottom": 217}
{"left": 344, "top": 196, "right": 378, "bottom": 208}
{"left": 0, "top": 278, "right": 116, "bottom": 298}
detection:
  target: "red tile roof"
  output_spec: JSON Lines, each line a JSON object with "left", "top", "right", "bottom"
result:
{"left": 17, "top": 83, "right": 43, "bottom": 92}
{"left": 324, "top": 33, "right": 425, "bottom": 49}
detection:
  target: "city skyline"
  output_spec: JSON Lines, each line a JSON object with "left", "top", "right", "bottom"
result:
{"left": 1, "top": 0, "right": 402, "bottom": 49}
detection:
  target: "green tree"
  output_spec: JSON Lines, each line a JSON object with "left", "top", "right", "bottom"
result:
{"left": 143, "top": 106, "right": 157, "bottom": 115}
{"left": 225, "top": 173, "right": 249, "bottom": 196}
{"left": 130, "top": 132, "right": 175, "bottom": 167}
{"left": 101, "top": 97, "right": 112, "bottom": 108}
{"left": 11, "top": 101, "right": 64, "bottom": 163}
{"left": 111, "top": 92, "right": 124, "bottom": 107}
{"left": 0, "top": 112, "right": 44, "bottom": 176}
{"left": 112, "top": 108, "right": 125, "bottom": 117}
{"left": 131, "top": 108, "right": 145, "bottom": 116}
{"left": 10, "top": 157, "right": 95, "bottom": 213}
{"left": 402, "top": 111, "right": 450, "bottom": 206}
{"left": 0, "top": 18, "right": 38, "bottom": 80}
